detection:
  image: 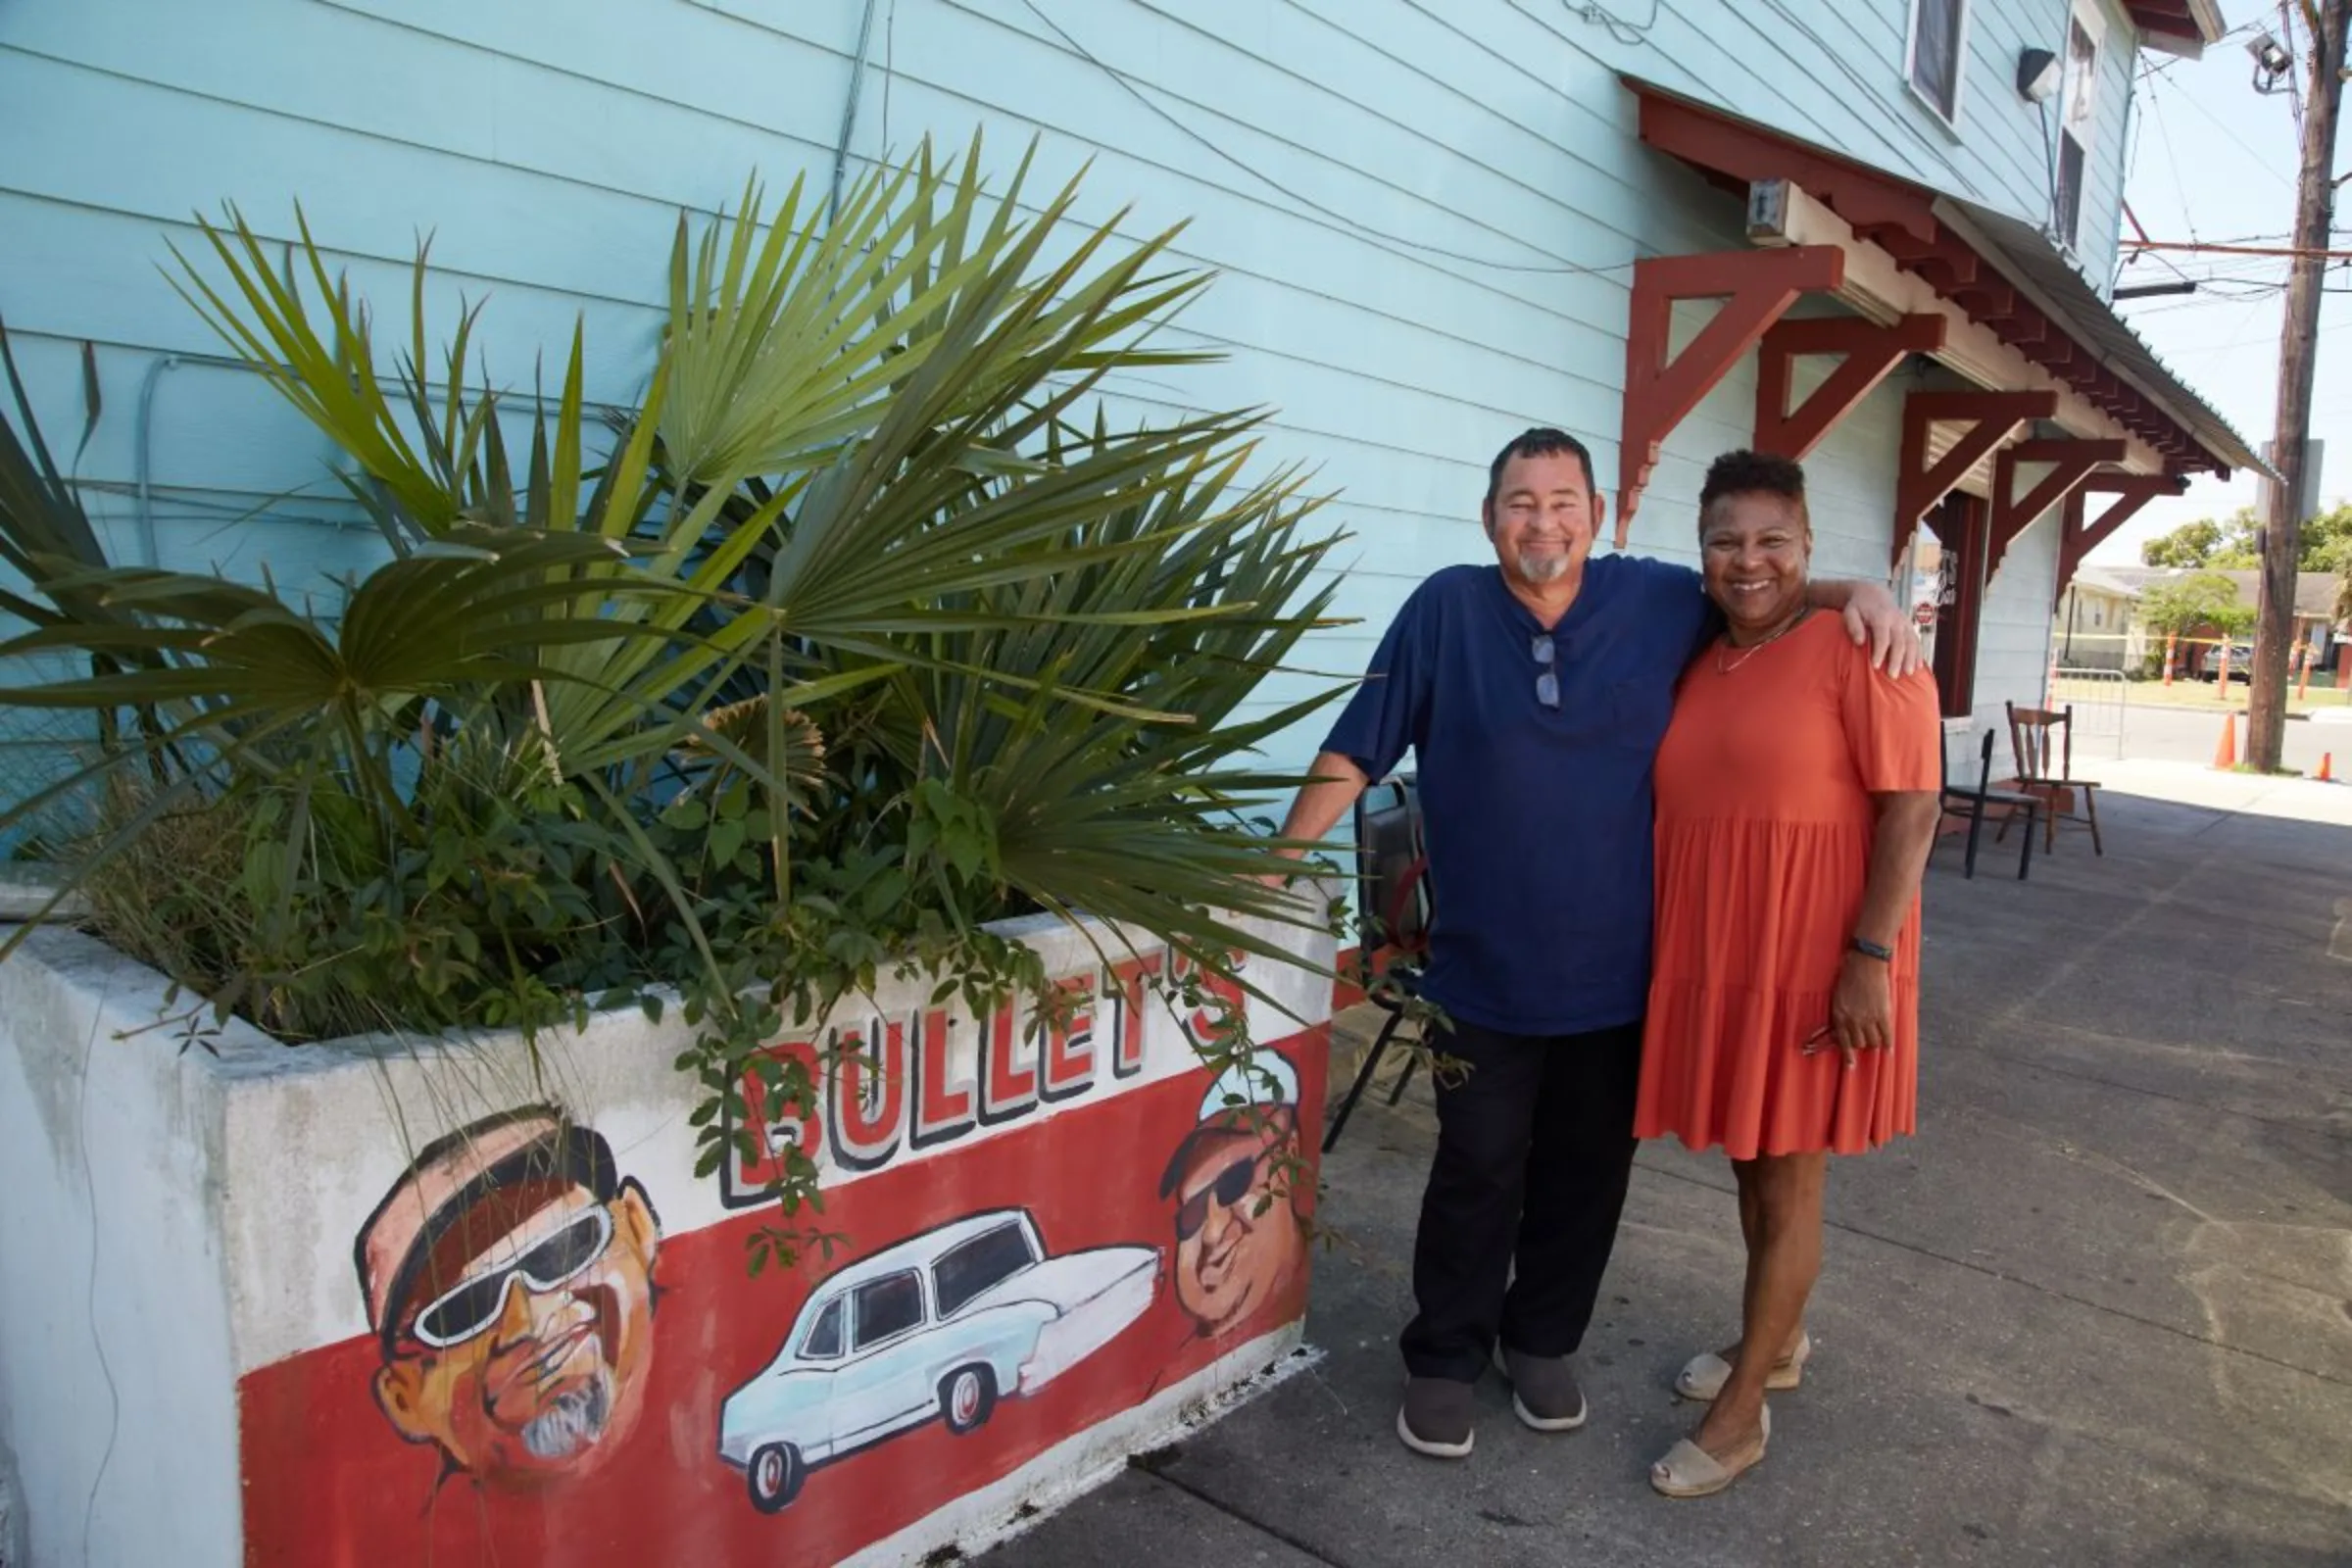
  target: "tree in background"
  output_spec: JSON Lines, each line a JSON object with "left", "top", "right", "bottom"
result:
{"left": 2307, "top": 506, "right": 2352, "bottom": 576}
{"left": 2140, "top": 504, "right": 2352, "bottom": 572}
{"left": 2137, "top": 570, "right": 2256, "bottom": 637}
{"left": 2141, "top": 513, "right": 2244, "bottom": 567}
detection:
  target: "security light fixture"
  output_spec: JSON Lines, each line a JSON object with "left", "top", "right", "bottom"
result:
{"left": 2248, "top": 28, "right": 2294, "bottom": 92}
{"left": 2016, "top": 46, "right": 2061, "bottom": 102}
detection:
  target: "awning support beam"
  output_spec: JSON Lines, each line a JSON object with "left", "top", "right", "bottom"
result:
{"left": 1753, "top": 314, "right": 1946, "bottom": 460}
{"left": 1987, "top": 438, "right": 2130, "bottom": 579}
{"left": 2052, "top": 473, "right": 2188, "bottom": 609}
{"left": 1616, "top": 244, "right": 1844, "bottom": 543}
{"left": 1891, "top": 389, "right": 2056, "bottom": 568}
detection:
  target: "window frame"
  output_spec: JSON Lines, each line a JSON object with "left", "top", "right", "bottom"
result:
{"left": 849, "top": 1268, "right": 927, "bottom": 1351}
{"left": 797, "top": 1296, "right": 847, "bottom": 1362}
{"left": 2051, "top": 0, "right": 2107, "bottom": 252}
{"left": 1904, "top": 0, "right": 1974, "bottom": 132}
{"left": 931, "top": 1220, "right": 1040, "bottom": 1321}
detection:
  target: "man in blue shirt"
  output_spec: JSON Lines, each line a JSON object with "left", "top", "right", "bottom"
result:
{"left": 1269, "top": 427, "right": 1918, "bottom": 1458}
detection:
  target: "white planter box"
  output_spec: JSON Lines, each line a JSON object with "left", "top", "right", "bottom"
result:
{"left": 0, "top": 904, "right": 1335, "bottom": 1567}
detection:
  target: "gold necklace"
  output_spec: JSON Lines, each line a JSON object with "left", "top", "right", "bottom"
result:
{"left": 1713, "top": 607, "right": 1812, "bottom": 675}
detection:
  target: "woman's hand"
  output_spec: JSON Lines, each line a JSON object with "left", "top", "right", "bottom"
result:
{"left": 1806, "top": 952, "right": 1893, "bottom": 1069}
{"left": 1836, "top": 582, "right": 1925, "bottom": 677}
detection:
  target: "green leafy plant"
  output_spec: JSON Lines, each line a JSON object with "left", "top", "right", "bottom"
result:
{"left": 2138, "top": 569, "right": 2255, "bottom": 638}
{"left": 0, "top": 136, "right": 1350, "bottom": 1270}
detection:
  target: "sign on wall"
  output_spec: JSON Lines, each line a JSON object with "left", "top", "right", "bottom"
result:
{"left": 231, "top": 940, "right": 1329, "bottom": 1566}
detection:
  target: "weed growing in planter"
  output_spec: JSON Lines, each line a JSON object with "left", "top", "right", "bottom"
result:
{"left": 0, "top": 137, "right": 1349, "bottom": 1274}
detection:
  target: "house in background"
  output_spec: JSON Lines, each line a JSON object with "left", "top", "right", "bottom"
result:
{"left": 2097, "top": 565, "right": 2345, "bottom": 678}
{"left": 0, "top": 0, "right": 2252, "bottom": 821}
{"left": 2054, "top": 564, "right": 2142, "bottom": 670}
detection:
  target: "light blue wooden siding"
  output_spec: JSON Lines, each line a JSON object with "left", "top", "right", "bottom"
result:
{"left": 0, "top": 0, "right": 2141, "bottom": 826}
{"left": 1973, "top": 519, "right": 2061, "bottom": 740}
{"left": 1514, "top": 0, "right": 2141, "bottom": 290}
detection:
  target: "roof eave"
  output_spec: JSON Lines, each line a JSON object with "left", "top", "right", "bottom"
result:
{"left": 2133, "top": 0, "right": 2226, "bottom": 58}
{"left": 1928, "top": 199, "right": 2272, "bottom": 479}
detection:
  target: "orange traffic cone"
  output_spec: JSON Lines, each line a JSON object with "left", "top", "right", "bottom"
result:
{"left": 2212, "top": 711, "right": 2237, "bottom": 770}
{"left": 2319, "top": 752, "right": 2335, "bottom": 783}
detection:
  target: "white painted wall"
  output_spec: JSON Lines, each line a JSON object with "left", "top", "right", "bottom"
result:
{"left": 0, "top": 928, "right": 250, "bottom": 1568}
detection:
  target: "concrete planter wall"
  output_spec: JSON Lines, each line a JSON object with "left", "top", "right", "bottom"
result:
{"left": 0, "top": 905, "right": 1333, "bottom": 1566}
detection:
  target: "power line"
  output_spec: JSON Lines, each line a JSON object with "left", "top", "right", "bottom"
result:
{"left": 2137, "top": 13, "right": 2270, "bottom": 82}
{"left": 2126, "top": 238, "right": 2352, "bottom": 259}
{"left": 2140, "top": 84, "right": 2203, "bottom": 263}
{"left": 2147, "top": 68, "right": 2296, "bottom": 191}
{"left": 2280, "top": 0, "right": 2308, "bottom": 131}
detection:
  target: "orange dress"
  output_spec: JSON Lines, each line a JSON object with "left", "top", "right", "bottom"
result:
{"left": 1634, "top": 612, "right": 1942, "bottom": 1158}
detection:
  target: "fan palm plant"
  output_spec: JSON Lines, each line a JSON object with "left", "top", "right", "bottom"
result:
{"left": 0, "top": 135, "right": 1347, "bottom": 1252}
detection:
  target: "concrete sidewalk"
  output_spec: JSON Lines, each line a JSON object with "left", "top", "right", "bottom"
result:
{"left": 987, "top": 781, "right": 2352, "bottom": 1566}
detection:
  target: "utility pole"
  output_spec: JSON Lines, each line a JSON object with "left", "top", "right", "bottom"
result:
{"left": 2251, "top": 0, "right": 2352, "bottom": 771}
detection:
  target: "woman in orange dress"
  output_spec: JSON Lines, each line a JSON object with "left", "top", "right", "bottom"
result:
{"left": 1635, "top": 451, "right": 1942, "bottom": 1498}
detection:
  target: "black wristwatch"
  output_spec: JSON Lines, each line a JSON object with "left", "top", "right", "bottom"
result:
{"left": 1848, "top": 935, "right": 1894, "bottom": 962}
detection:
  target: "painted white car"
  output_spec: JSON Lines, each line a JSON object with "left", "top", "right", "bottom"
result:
{"left": 717, "top": 1207, "right": 1159, "bottom": 1512}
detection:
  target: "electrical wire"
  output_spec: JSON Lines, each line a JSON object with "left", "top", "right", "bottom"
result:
{"left": 2036, "top": 93, "right": 2063, "bottom": 240}
{"left": 2280, "top": 0, "right": 2307, "bottom": 132}
{"left": 1014, "top": 0, "right": 1646, "bottom": 277}
{"left": 2142, "top": 76, "right": 2203, "bottom": 243}
{"left": 2150, "top": 66, "right": 2297, "bottom": 190}
{"left": 1565, "top": 0, "right": 1657, "bottom": 45}
{"left": 75, "top": 969, "right": 123, "bottom": 1567}
{"left": 2137, "top": 15, "right": 2271, "bottom": 83}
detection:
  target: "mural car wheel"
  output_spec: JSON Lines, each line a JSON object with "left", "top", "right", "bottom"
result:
{"left": 940, "top": 1365, "right": 997, "bottom": 1435}
{"left": 747, "top": 1443, "right": 806, "bottom": 1513}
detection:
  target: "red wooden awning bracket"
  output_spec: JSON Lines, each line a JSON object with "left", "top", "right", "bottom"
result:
{"left": 1616, "top": 244, "right": 1844, "bottom": 544}
{"left": 1754, "top": 314, "right": 1945, "bottom": 460}
{"left": 2052, "top": 472, "right": 2187, "bottom": 609}
{"left": 1986, "top": 438, "right": 2129, "bottom": 579}
{"left": 1628, "top": 78, "right": 2229, "bottom": 481}
{"left": 1890, "top": 390, "right": 2056, "bottom": 569}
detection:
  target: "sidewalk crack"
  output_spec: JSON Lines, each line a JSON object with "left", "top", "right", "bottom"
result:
{"left": 1132, "top": 1465, "right": 1355, "bottom": 1567}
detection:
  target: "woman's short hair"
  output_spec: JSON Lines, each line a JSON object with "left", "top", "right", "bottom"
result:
{"left": 1698, "top": 450, "right": 1808, "bottom": 531}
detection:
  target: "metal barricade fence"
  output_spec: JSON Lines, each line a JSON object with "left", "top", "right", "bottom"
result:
{"left": 2048, "top": 666, "right": 2127, "bottom": 759}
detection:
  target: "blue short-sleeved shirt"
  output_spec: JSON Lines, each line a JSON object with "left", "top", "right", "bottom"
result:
{"left": 1322, "top": 556, "right": 1715, "bottom": 1036}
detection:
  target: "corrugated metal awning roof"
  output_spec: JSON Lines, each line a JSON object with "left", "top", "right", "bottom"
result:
{"left": 1933, "top": 198, "right": 2268, "bottom": 477}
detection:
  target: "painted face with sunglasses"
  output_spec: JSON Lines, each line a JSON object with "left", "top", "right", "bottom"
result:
{"left": 359, "top": 1110, "right": 662, "bottom": 1488}
{"left": 1164, "top": 1111, "right": 1304, "bottom": 1338}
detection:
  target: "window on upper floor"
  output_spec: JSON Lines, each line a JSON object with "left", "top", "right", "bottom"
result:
{"left": 2051, "top": 3, "right": 2104, "bottom": 251}
{"left": 1908, "top": 0, "right": 1969, "bottom": 125}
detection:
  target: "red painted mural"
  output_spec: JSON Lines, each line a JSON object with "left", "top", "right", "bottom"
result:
{"left": 236, "top": 1019, "right": 1328, "bottom": 1567}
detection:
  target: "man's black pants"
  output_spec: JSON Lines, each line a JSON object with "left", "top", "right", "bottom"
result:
{"left": 1398, "top": 1017, "right": 1643, "bottom": 1382}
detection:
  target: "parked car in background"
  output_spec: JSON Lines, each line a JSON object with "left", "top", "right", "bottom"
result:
{"left": 2202, "top": 642, "right": 2254, "bottom": 682}
{"left": 717, "top": 1208, "right": 1159, "bottom": 1513}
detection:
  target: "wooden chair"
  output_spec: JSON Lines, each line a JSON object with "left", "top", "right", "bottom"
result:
{"left": 2002, "top": 701, "right": 2104, "bottom": 856}
{"left": 1938, "top": 728, "right": 2039, "bottom": 880}
{"left": 1322, "top": 775, "right": 1431, "bottom": 1154}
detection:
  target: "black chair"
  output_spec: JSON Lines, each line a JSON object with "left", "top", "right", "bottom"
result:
{"left": 1322, "top": 776, "right": 1430, "bottom": 1154}
{"left": 1939, "top": 728, "right": 2040, "bottom": 880}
